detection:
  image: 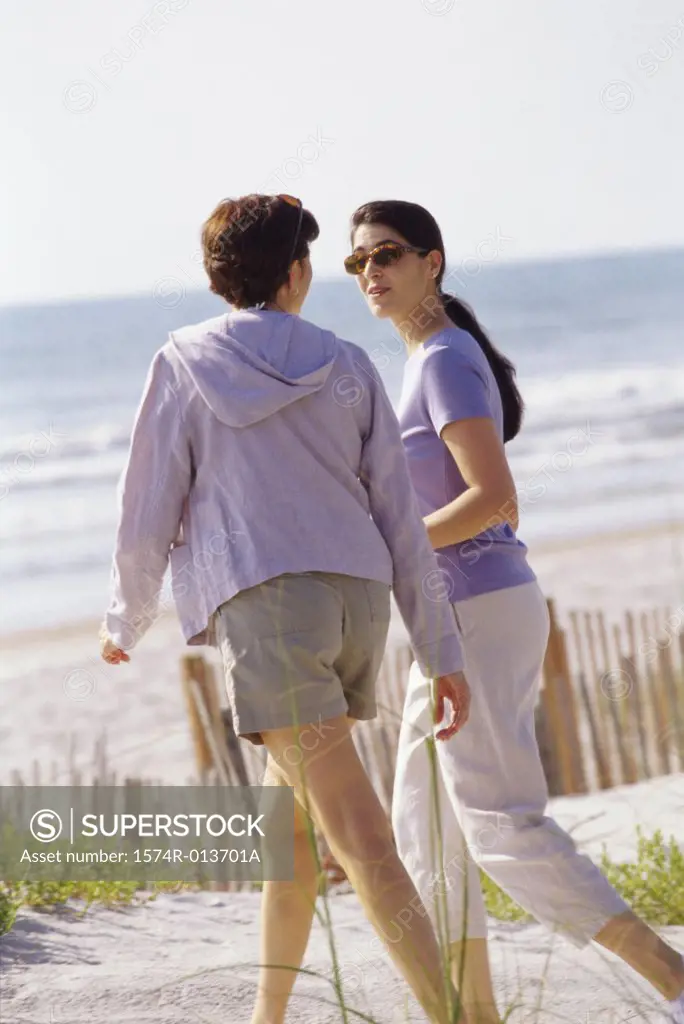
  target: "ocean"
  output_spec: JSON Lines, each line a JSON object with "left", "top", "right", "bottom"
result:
{"left": 1, "top": 248, "right": 683, "bottom": 637}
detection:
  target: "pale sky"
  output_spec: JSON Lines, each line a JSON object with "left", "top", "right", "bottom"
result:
{"left": 1, "top": 0, "right": 683, "bottom": 304}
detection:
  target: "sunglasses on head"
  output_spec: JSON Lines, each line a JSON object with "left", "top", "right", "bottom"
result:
{"left": 344, "top": 241, "right": 429, "bottom": 276}
{"left": 278, "top": 194, "right": 304, "bottom": 268}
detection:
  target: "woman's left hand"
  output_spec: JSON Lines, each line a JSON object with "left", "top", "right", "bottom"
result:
{"left": 99, "top": 624, "right": 130, "bottom": 665}
{"left": 433, "top": 671, "right": 470, "bottom": 740}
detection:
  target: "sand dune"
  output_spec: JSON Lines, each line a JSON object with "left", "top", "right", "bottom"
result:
{"left": 2, "top": 773, "right": 683, "bottom": 1023}
{"left": 2, "top": 526, "right": 684, "bottom": 1021}
{"left": 2, "top": 524, "right": 683, "bottom": 789}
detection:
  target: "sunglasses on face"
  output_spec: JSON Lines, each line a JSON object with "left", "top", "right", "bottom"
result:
{"left": 343, "top": 241, "right": 429, "bottom": 276}
{"left": 279, "top": 194, "right": 304, "bottom": 268}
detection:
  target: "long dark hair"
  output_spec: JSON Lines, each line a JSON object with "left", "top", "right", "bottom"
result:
{"left": 350, "top": 200, "right": 524, "bottom": 442}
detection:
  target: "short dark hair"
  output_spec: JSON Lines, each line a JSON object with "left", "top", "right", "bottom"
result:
{"left": 202, "top": 194, "right": 319, "bottom": 308}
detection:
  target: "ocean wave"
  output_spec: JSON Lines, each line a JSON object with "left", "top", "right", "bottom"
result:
{"left": 0, "top": 422, "right": 132, "bottom": 467}
{"left": 508, "top": 433, "right": 684, "bottom": 477}
{"left": 0, "top": 534, "right": 113, "bottom": 580}
{"left": 522, "top": 364, "right": 684, "bottom": 418}
{"left": 0, "top": 458, "right": 123, "bottom": 496}
{"left": 2, "top": 375, "right": 683, "bottom": 504}
{"left": 2, "top": 363, "right": 683, "bottom": 463}
{"left": 513, "top": 402, "right": 684, "bottom": 451}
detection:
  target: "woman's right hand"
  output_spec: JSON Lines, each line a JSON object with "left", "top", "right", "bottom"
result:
{"left": 433, "top": 671, "right": 471, "bottom": 741}
{"left": 99, "top": 623, "right": 130, "bottom": 665}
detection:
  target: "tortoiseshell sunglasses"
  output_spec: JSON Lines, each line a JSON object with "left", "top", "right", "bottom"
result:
{"left": 344, "top": 241, "right": 428, "bottom": 276}
{"left": 279, "top": 194, "right": 304, "bottom": 267}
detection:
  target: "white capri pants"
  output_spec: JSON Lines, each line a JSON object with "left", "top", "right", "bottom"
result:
{"left": 392, "top": 580, "right": 629, "bottom": 948}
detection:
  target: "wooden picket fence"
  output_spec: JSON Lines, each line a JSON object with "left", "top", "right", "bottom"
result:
{"left": 6, "top": 597, "right": 681, "bottom": 893}
{"left": 536, "top": 599, "right": 684, "bottom": 796}
{"left": 172, "top": 596, "right": 684, "bottom": 890}
{"left": 181, "top": 597, "right": 684, "bottom": 807}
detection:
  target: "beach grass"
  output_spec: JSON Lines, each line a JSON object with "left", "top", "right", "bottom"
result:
{"left": 0, "top": 878, "right": 184, "bottom": 933}
{"left": 2, "top": 829, "right": 683, "bottom": 1022}
{"left": 4, "top": 827, "right": 682, "bottom": 937}
{"left": 3, "top": 623, "right": 683, "bottom": 1022}
{"left": 478, "top": 828, "right": 684, "bottom": 928}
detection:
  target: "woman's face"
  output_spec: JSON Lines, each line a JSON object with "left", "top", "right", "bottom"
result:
{"left": 350, "top": 222, "right": 441, "bottom": 323}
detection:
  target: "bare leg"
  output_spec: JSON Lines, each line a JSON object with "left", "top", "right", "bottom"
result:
{"left": 450, "top": 939, "right": 501, "bottom": 1024}
{"left": 251, "top": 759, "right": 320, "bottom": 1024}
{"left": 594, "top": 911, "right": 684, "bottom": 1000}
{"left": 261, "top": 714, "right": 465, "bottom": 1024}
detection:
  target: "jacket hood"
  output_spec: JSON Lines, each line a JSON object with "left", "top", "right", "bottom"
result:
{"left": 169, "top": 309, "right": 338, "bottom": 428}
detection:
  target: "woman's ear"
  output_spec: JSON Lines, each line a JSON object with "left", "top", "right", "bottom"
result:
{"left": 289, "top": 258, "right": 308, "bottom": 296}
{"left": 426, "top": 249, "right": 443, "bottom": 279}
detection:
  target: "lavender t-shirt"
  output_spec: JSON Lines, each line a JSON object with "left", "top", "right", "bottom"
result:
{"left": 397, "top": 326, "right": 536, "bottom": 604}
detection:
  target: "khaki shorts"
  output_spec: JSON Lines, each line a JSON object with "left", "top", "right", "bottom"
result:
{"left": 214, "top": 572, "right": 391, "bottom": 745}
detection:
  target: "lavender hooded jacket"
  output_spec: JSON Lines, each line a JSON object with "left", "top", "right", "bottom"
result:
{"left": 104, "top": 308, "right": 464, "bottom": 677}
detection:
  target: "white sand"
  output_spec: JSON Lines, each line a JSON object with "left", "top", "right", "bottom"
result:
{"left": 3, "top": 896, "right": 683, "bottom": 1023}
{"left": 2, "top": 526, "right": 684, "bottom": 1021}
{"left": 526, "top": 523, "right": 684, "bottom": 619}
{"left": 2, "top": 774, "right": 683, "bottom": 1023}
{"left": 546, "top": 774, "right": 684, "bottom": 863}
{"left": 1, "top": 524, "right": 683, "bottom": 789}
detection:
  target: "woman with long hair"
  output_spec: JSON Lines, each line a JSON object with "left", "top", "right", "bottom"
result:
{"left": 98, "top": 193, "right": 474, "bottom": 1024}
{"left": 346, "top": 199, "right": 684, "bottom": 1024}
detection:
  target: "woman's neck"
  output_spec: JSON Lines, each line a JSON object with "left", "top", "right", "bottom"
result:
{"left": 263, "top": 301, "right": 293, "bottom": 314}
{"left": 393, "top": 301, "right": 452, "bottom": 358}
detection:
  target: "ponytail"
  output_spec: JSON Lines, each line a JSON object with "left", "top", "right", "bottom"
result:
{"left": 441, "top": 293, "right": 524, "bottom": 442}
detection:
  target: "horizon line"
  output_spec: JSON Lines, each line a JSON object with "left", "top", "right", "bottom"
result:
{"left": 1, "top": 241, "right": 683, "bottom": 313}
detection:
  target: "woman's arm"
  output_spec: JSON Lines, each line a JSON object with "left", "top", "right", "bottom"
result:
{"left": 424, "top": 416, "right": 519, "bottom": 550}
{"left": 418, "top": 345, "right": 519, "bottom": 551}
{"left": 355, "top": 349, "right": 465, "bottom": 678}
{"left": 104, "top": 348, "right": 193, "bottom": 651}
